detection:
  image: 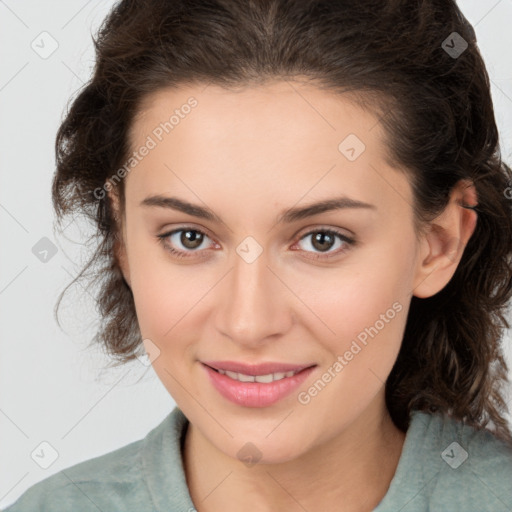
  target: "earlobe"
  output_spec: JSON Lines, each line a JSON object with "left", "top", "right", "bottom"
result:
{"left": 413, "top": 179, "right": 478, "bottom": 299}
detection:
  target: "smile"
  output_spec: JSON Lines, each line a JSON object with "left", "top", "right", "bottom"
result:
{"left": 201, "top": 362, "right": 317, "bottom": 407}
{"left": 215, "top": 368, "right": 301, "bottom": 383}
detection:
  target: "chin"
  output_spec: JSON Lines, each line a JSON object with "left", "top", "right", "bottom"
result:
{"left": 221, "top": 436, "right": 307, "bottom": 467}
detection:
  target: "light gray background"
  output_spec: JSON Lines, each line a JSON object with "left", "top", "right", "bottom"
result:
{"left": 1, "top": 0, "right": 512, "bottom": 507}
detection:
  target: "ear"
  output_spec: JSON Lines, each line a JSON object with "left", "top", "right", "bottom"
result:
{"left": 108, "top": 189, "right": 131, "bottom": 289}
{"left": 413, "top": 179, "right": 478, "bottom": 298}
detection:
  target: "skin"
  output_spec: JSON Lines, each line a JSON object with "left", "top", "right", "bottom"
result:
{"left": 111, "top": 79, "right": 477, "bottom": 512}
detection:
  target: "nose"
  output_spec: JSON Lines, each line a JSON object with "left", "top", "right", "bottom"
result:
{"left": 213, "top": 246, "right": 293, "bottom": 348}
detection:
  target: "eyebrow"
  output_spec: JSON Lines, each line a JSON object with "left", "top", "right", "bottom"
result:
{"left": 140, "top": 195, "right": 376, "bottom": 224}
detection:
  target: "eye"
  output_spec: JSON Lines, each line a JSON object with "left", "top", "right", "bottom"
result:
{"left": 156, "top": 226, "right": 355, "bottom": 261}
{"left": 156, "top": 227, "right": 216, "bottom": 259}
{"left": 293, "top": 228, "right": 355, "bottom": 259}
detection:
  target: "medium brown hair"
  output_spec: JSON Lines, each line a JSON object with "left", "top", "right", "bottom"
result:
{"left": 52, "top": 0, "right": 512, "bottom": 444}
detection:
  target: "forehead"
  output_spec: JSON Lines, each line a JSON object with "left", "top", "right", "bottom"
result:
{"left": 132, "top": 80, "right": 385, "bottom": 151}
{"left": 125, "top": 81, "right": 413, "bottom": 220}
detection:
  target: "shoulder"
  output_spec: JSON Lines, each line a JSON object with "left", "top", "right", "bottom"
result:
{"left": 376, "top": 410, "right": 512, "bottom": 511}
{"left": 408, "top": 410, "right": 512, "bottom": 510}
{"left": 1, "top": 409, "right": 186, "bottom": 512}
{"left": 2, "top": 438, "right": 149, "bottom": 512}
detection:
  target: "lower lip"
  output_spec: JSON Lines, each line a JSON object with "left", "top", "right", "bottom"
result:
{"left": 202, "top": 363, "right": 316, "bottom": 408}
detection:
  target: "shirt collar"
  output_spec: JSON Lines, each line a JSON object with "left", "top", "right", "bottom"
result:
{"left": 142, "top": 406, "right": 195, "bottom": 511}
{"left": 142, "top": 406, "right": 434, "bottom": 511}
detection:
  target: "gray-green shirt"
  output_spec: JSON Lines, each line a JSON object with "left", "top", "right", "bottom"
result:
{"left": 3, "top": 407, "right": 512, "bottom": 511}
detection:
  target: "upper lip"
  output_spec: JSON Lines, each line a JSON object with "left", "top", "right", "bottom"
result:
{"left": 202, "top": 360, "right": 316, "bottom": 376}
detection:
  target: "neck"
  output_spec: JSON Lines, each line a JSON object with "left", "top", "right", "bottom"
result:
{"left": 183, "top": 395, "right": 406, "bottom": 512}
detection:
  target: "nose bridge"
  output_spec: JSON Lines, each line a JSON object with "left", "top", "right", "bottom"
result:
{"left": 214, "top": 242, "right": 290, "bottom": 345}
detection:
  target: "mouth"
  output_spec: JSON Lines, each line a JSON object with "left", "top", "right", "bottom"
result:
{"left": 204, "top": 366, "right": 306, "bottom": 383}
{"left": 202, "top": 360, "right": 315, "bottom": 381}
{"left": 201, "top": 361, "right": 317, "bottom": 407}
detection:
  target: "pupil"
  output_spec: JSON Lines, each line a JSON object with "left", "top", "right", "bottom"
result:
{"left": 312, "top": 232, "right": 334, "bottom": 252}
{"left": 182, "top": 230, "right": 203, "bottom": 249}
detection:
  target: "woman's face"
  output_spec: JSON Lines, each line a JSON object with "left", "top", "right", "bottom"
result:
{"left": 116, "top": 80, "right": 426, "bottom": 463}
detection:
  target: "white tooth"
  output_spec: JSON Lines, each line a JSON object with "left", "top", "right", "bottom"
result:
{"left": 255, "top": 373, "right": 274, "bottom": 383}
{"left": 221, "top": 370, "right": 298, "bottom": 382}
{"left": 237, "top": 373, "right": 256, "bottom": 382}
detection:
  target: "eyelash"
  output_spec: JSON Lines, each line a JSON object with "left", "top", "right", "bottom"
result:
{"left": 156, "top": 226, "right": 356, "bottom": 261}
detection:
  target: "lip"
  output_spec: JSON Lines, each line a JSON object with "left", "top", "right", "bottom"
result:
{"left": 201, "top": 361, "right": 317, "bottom": 408}
{"left": 202, "top": 360, "right": 314, "bottom": 375}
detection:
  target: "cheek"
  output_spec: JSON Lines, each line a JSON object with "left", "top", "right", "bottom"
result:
{"left": 294, "top": 248, "right": 413, "bottom": 401}
{"left": 125, "top": 233, "right": 176, "bottom": 333}
{"left": 129, "top": 257, "right": 205, "bottom": 399}
{"left": 296, "top": 271, "right": 408, "bottom": 416}
{"left": 130, "top": 261, "right": 205, "bottom": 339}
{"left": 300, "top": 248, "right": 411, "bottom": 339}
{"left": 307, "top": 281, "right": 406, "bottom": 380}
